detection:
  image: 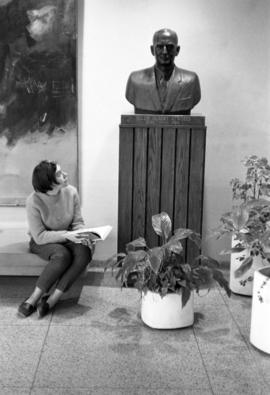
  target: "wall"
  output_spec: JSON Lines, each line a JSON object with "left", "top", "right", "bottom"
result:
{"left": 1, "top": 0, "right": 270, "bottom": 261}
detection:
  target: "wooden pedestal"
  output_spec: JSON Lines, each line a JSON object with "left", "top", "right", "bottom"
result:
{"left": 118, "top": 114, "right": 206, "bottom": 262}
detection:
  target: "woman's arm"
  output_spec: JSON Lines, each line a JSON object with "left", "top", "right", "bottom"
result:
{"left": 70, "top": 189, "right": 85, "bottom": 230}
{"left": 26, "top": 200, "right": 68, "bottom": 245}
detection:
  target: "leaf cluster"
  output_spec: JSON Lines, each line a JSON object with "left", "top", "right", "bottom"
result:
{"left": 230, "top": 155, "right": 270, "bottom": 201}
{"left": 213, "top": 155, "right": 270, "bottom": 279}
{"left": 105, "top": 212, "right": 231, "bottom": 307}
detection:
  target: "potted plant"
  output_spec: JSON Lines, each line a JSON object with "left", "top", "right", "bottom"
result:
{"left": 213, "top": 155, "right": 270, "bottom": 295}
{"left": 105, "top": 212, "right": 230, "bottom": 329}
{"left": 250, "top": 266, "right": 270, "bottom": 354}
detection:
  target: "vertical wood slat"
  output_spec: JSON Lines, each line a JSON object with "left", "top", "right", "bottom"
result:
{"left": 146, "top": 127, "right": 162, "bottom": 247}
{"left": 174, "top": 127, "right": 190, "bottom": 258}
{"left": 160, "top": 128, "right": 176, "bottom": 223}
{"left": 132, "top": 127, "right": 148, "bottom": 239}
{"left": 187, "top": 127, "right": 206, "bottom": 263}
{"left": 118, "top": 127, "right": 134, "bottom": 252}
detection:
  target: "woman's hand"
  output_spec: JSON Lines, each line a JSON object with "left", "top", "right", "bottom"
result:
{"left": 65, "top": 232, "right": 96, "bottom": 252}
{"left": 65, "top": 232, "right": 86, "bottom": 244}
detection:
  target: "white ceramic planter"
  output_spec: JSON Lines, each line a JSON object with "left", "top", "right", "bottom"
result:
{"left": 250, "top": 266, "right": 270, "bottom": 354}
{"left": 230, "top": 235, "right": 265, "bottom": 296}
{"left": 141, "top": 290, "right": 194, "bottom": 329}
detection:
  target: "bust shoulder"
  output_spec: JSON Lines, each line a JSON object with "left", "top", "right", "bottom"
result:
{"left": 174, "top": 66, "right": 199, "bottom": 83}
{"left": 127, "top": 66, "right": 155, "bottom": 85}
{"left": 128, "top": 66, "right": 198, "bottom": 84}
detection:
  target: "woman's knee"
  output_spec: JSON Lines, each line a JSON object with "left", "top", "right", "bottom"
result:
{"left": 70, "top": 244, "right": 92, "bottom": 264}
{"left": 50, "top": 247, "right": 72, "bottom": 267}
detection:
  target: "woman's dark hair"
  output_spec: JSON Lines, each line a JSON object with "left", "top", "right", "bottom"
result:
{"left": 32, "top": 160, "right": 59, "bottom": 193}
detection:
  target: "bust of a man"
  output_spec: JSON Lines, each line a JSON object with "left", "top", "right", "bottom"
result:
{"left": 126, "top": 28, "right": 201, "bottom": 115}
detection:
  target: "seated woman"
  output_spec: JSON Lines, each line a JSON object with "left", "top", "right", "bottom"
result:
{"left": 18, "top": 160, "right": 93, "bottom": 318}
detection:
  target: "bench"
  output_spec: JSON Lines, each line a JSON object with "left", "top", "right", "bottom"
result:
{"left": 0, "top": 222, "right": 97, "bottom": 276}
{"left": 0, "top": 222, "right": 47, "bottom": 275}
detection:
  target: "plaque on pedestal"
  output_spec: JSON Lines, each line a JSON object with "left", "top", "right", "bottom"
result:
{"left": 118, "top": 114, "right": 206, "bottom": 262}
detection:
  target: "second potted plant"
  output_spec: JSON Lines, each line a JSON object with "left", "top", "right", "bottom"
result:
{"left": 214, "top": 155, "right": 270, "bottom": 295}
{"left": 106, "top": 212, "right": 230, "bottom": 329}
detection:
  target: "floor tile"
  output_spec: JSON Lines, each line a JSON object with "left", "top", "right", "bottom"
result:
{"left": 247, "top": 344, "right": 270, "bottom": 386}
{"left": 0, "top": 388, "right": 30, "bottom": 395}
{"left": 194, "top": 287, "right": 225, "bottom": 308}
{"left": 34, "top": 306, "right": 211, "bottom": 391}
{"left": 50, "top": 286, "right": 140, "bottom": 326}
{"left": 31, "top": 388, "right": 186, "bottom": 395}
{"left": 0, "top": 326, "right": 48, "bottom": 387}
{"left": 193, "top": 300, "right": 268, "bottom": 394}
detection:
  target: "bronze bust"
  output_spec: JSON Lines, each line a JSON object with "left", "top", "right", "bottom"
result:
{"left": 126, "top": 28, "right": 201, "bottom": 115}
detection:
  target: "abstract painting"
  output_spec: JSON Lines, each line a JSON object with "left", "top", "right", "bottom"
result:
{"left": 0, "top": 0, "right": 78, "bottom": 205}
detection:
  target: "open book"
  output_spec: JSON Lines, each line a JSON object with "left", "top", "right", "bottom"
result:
{"left": 69, "top": 225, "right": 112, "bottom": 242}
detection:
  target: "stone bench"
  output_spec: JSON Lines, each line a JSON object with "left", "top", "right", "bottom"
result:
{"left": 0, "top": 222, "right": 47, "bottom": 276}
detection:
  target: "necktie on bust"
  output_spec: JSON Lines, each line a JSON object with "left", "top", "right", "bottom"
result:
{"left": 155, "top": 67, "right": 174, "bottom": 111}
{"left": 157, "top": 75, "right": 168, "bottom": 109}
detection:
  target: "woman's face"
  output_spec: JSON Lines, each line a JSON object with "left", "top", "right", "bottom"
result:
{"left": 55, "top": 164, "right": 68, "bottom": 187}
{"left": 47, "top": 164, "right": 68, "bottom": 194}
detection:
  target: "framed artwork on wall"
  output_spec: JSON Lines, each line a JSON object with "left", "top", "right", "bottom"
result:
{"left": 0, "top": 0, "right": 78, "bottom": 206}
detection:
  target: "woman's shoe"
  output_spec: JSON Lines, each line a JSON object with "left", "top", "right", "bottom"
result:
{"left": 37, "top": 295, "right": 50, "bottom": 318}
{"left": 18, "top": 300, "right": 36, "bottom": 317}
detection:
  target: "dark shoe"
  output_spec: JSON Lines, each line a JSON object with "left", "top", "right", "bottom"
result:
{"left": 18, "top": 300, "right": 36, "bottom": 317}
{"left": 37, "top": 295, "right": 50, "bottom": 318}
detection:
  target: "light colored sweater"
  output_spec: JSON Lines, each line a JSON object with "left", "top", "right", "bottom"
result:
{"left": 26, "top": 185, "right": 84, "bottom": 245}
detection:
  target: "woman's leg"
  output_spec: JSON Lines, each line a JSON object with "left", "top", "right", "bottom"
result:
{"left": 19, "top": 240, "right": 73, "bottom": 316}
{"left": 26, "top": 241, "right": 91, "bottom": 318}
{"left": 54, "top": 241, "right": 92, "bottom": 294}
{"left": 37, "top": 242, "right": 90, "bottom": 312}
{"left": 29, "top": 239, "right": 72, "bottom": 297}
{"left": 24, "top": 287, "right": 43, "bottom": 307}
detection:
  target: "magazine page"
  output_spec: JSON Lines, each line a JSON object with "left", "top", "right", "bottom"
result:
{"left": 69, "top": 225, "right": 112, "bottom": 241}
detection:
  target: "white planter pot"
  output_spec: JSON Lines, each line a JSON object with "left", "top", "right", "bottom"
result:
{"left": 230, "top": 235, "right": 265, "bottom": 296}
{"left": 250, "top": 266, "right": 270, "bottom": 354}
{"left": 141, "top": 290, "right": 194, "bottom": 329}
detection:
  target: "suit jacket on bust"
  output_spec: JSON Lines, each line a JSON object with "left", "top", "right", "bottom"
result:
{"left": 125, "top": 65, "right": 201, "bottom": 114}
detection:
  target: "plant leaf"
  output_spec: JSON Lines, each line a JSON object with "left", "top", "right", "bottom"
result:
{"left": 181, "top": 287, "right": 191, "bottom": 308}
{"left": 115, "top": 250, "right": 149, "bottom": 282}
{"left": 173, "top": 228, "right": 193, "bottom": 239}
{"left": 245, "top": 198, "right": 270, "bottom": 209}
{"left": 128, "top": 250, "right": 148, "bottom": 261}
{"left": 188, "top": 232, "right": 202, "bottom": 248}
{"left": 126, "top": 237, "right": 146, "bottom": 251}
{"left": 164, "top": 239, "right": 183, "bottom": 254}
{"left": 104, "top": 253, "right": 126, "bottom": 271}
{"left": 234, "top": 256, "right": 253, "bottom": 278}
{"left": 173, "top": 229, "right": 201, "bottom": 247}
{"left": 212, "top": 269, "right": 231, "bottom": 297}
{"left": 152, "top": 212, "right": 171, "bottom": 242}
{"left": 220, "top": 247, "right": 246, "bottom": 255}
{"left": 231, "top": 205, "right": 249, "bottom": 230}
{"left": 197, "top": 255, "right": 220, "bottom": 269}
{"left": 149, "top": 247, "right": 164, "bottom": 274}
{"left": 261, "top": 229, "right": 270, "bottom": 249}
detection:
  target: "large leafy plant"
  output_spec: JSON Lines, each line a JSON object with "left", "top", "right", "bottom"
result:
{"left": 106, "top": 212, "right": 230, "bottom": 307}
{"left": 214, "top": 155, "right": 270, "bottom": 280}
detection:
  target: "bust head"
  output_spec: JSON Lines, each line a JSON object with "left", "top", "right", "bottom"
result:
{"left": 150, "top": 28, "right": 180, "bottom": 72}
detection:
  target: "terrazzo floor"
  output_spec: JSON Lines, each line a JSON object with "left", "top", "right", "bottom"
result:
{"left": 0, "top": 268, "right": 270, "bottom": 395}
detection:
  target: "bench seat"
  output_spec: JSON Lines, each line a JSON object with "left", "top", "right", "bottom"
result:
{"left": 0, "top": 223, "right": 47, "bottom": 276}
{"left": 0, "top": 242, "right": 48, "bottom": 276}
{"left": 0, "top": 222, "right": 93, "bottom": 276}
